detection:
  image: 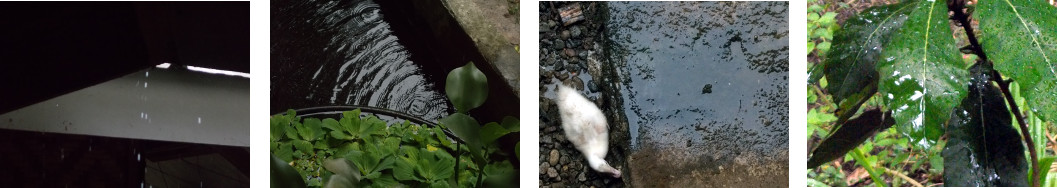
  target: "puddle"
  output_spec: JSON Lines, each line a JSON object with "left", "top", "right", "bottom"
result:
{"left": 606, "top": 2, "right": 789, "bottom": 187}
{"left": 271, "top": 0, "right": 453, "bottom": 121}
{"left": 540, "top": 2, "right": 788, "bottom": 187}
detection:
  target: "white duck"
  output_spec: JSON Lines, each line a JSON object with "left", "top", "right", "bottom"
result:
{"left": 555, "top": 84, "right": 622, "bottom": 178}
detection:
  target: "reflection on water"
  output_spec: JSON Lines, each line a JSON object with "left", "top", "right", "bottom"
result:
{"left": 271, "top": 0, "right": 450, "bottom": 121}
{"left": 605, "top": 1, "right": 788, "bottom": 187}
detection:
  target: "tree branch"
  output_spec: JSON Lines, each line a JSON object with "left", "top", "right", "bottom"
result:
{"left": 881, "top": 166, "right": 924, "bottom": 187}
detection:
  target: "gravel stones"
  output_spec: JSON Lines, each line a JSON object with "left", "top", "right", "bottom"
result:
{"left": 549, "top": 149, "right": 561, "bottom": 165}
{"left": 587, "top": 80, "right": 599, "bottom": 92}
{"left": 571, "top": 25, "right": 582, "bottom": 38}
{"left": 563, "top": 76, "right": 585, "bottom": 91}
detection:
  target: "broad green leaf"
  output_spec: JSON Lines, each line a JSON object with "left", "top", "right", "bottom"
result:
{"left": 272, "top": 155, "right": 307, "bottom": 188}
{"left": 371, "top": 176, "right": 399, "bottom": 188}
{"left": 942, "top": 64, "right": 1027, "bottom": 186}
{"left": 822, "top": 1, "right": 913, "bottom": 106}
{"left": 275, "top": 143, "right": 294, "bottom": 164}
{"left": 394, "top": 147, "right": 423, "bottom": 181}
{"left": 315, "top": 140, "right": 330, "bottom": 150}
{"left": 483, "top": 161, "right": 516, "bottom": 187}
{"left": 808, "top": 5, "right": 823, "bottom": 13}
{"left": 285, "top": 122, "right": 301, "bottom": 140}
{"left": 501, "top": 116, "right": 520, "bottom": 132}
{"left": 293, "top": 140, "right": 314, "bottom": 154}
{"left": 807, "top": 42, "right": 816, "bottom": 55}
{"left": 353, "top": 139, "right": 396, "bottom": 178}
{"left": 439, "top": 113, "right": 483, "bottom": 160}
{"left": 816, "top": 42, "right": 831, "bottom": 55}
{"left": 876, "top": 0, "right": 967, "bottom": 148}
{"left": 807, "top": 108, "right": 894, "bottom": 169}
{"left": 322, "top": 118, "right": 342, "bottom": 132}
{"left": 271, "top": 115, "right": 285, "bottom": 142}
{"left": 445, "top": 62, "right": 489, "bottom": 113}
{"left": 300, "top": 118, "right": 325, "bottom": 141}
{"left": 480, "top": 122, "right": 510, "bottom": 146}
{"left": 331, "top": 131, "right": 350, "bottom": 140}
{"left": 818, "top": 12, "right": 837, "bottom": 27}
{"left": 976, "top": 0, "right": 1057, "bottom": 123}
{"left": 419, "top": 148, "right": 455, "bottom": 182}
{"left": 361, "top": 116, "right": 388, "bottom": 137}
{"left": 806, "top": 108, "right": 837, "bottom": 126}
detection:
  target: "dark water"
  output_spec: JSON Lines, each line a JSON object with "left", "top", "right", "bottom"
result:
{"left": 271, "top": 0, "right": 451, "bottom": 121}
{"left": 605, "top": 2, "right": 789, "bottom": 187}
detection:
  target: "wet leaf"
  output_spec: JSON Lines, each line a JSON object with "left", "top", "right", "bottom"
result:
{"left": 272, "top": 154, "right": 307, "bottom": 188}
{"left": 976, "top": 0, "right": 1057, "bottom": 123}
{"left": 445, "top": 62, "right": 489, "bottom": 113}
{"left": 942, "top": 64, "right": 1027, "bottom": 186}
{"left": 822, "top": 1, "right": 914, "bottom": 107}
{"left": 808, "top": 108, "right": 894, "bottom": 169}
{"left": 876, "top": 0, "right": 967, "bottom": 148}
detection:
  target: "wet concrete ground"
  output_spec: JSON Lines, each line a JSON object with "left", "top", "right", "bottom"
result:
{"left": 540, "top": 2, "right": 788, "bottom": 187}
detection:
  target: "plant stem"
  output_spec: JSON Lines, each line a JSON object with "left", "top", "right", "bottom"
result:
{"left": 991, "top": 72, "right": 1041, "bottom": 186}
{"left": 947, "top": 0, "right": 988, "bottom": 62}
{"left": 850, "top": 147, "right": 887, "bottom": 187}
{"left": 881, "top": 166, "right": 923, "bottom": 187}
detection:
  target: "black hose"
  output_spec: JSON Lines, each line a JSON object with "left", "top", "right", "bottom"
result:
{"left": 274, "top": 105, "right": 465, "bottom": 144}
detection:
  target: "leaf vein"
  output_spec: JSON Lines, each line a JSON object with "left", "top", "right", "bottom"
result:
{"left": 1004, "top": 0, "right": 1056, "bottom": 77}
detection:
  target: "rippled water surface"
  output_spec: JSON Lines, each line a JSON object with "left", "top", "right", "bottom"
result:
{"left": 605, "top": 2, "right": 789, "bottom": 187}
{"left": 271, "top": 0, "right": 451, "bottom": 121}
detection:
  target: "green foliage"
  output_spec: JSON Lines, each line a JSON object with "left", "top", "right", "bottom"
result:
{"left": 273, "top": 155, "right": 308, "bottom": 188}
{"left": 976, "top": 0, "right": 1057, "bottom": 124}
{"left": 271, "top": 109, "right": 470, "bottom": 187}
{"left": 875, "top": 0, "right": 967, "bottom": 148}
{"left": 271, "top": 61, "right": 519, "bottom": 187}
{"left": 942, "top": 64, "right": 1027, "bottom": 186}
{"left": 809, "top": 0, "right": 1057, "bottom": 186}
{"left": 440, "top": 61, "right": 520, "bottom": 186}
{"left": 807, "top": 0, "right": 839, "bottom": 56}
